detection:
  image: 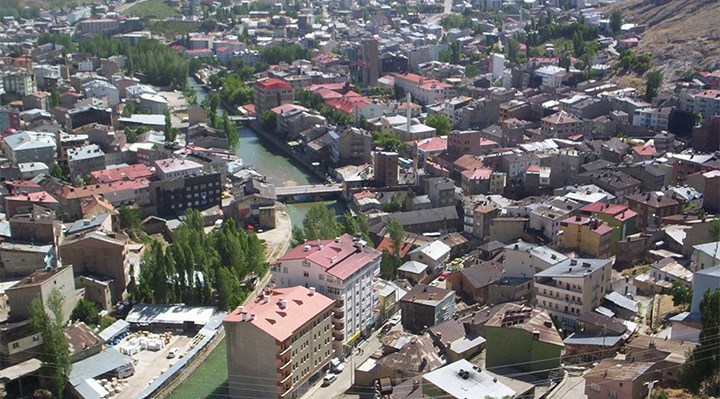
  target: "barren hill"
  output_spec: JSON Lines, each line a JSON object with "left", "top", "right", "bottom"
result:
{"left": 608, "top": 0, "right": 720, "bottom": 80}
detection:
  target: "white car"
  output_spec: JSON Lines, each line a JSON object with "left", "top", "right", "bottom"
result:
{"left": 323, "top": 373, "right": 337, "bottom": 386}
{"left": 167, "top": 348, "right": 179, "bottom": 359}
{"left": 331, "top": 358, "right": 345, "bottom": 373}
{"left": 389, "top": 314, "right": 401, "bottom": 326}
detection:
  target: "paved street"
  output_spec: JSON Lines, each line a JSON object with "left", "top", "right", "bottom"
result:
{"left": 301, "top": 318, "right": 402, "bottom": 399}
{"left": 551, "top": 374, "right": 586, "bottom": 399}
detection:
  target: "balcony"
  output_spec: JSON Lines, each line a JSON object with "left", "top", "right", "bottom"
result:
{"left": 333, "top": 319, "right": 345, "bottom": 330}
{"left": 277, "top": 357, "right": 291, "bottom": 370}
{"left": 335, "top": 297, "right": 344, "bottom": 307}
{"left": 279, "top": 383, "right": 293, "bottom": 397}
{"left": 278, "top": 372, "right": 292, "bottom": 385}
{"left": 277, "top": 344, "right": 292, "bottom": 357}
{"left": 333, "top": 329, "right": 344, "bottom": 341}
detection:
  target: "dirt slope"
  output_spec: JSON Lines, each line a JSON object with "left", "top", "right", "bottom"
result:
{"left": 607, "top": 0, "right": 720, "bottom": 80}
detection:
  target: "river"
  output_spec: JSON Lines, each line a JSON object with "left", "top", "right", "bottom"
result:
{"left": 166, "top": 77, "right": 344, "bottom": 399}
{"left": 186, "top": 76, "right": 344, "bottom": 227}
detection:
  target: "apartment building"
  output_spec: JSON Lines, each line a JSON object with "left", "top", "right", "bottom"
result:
{"left": 503, "top": 240, "right": 567, "bottom": 279}
{"left": 271, "top": 234, "right": 382, "bottom": 353}
{"left": 557, "top": 216, "right": 613, "bottom": 258}
{"left": 153, "top": 158, "right": 204, "bottom": 180}
{"left": 680, "top": 89, "right": 720, "bottom": 119}
{"left": 224, "top": 286, "right": 335, "bottom": 399}
{"left": 254, "top": 78, "right": 293, "bottom": 115}
{"left": 393, "top": 73, "right": 452, "bottom": 105}
{"left": 626, "top": 191, "right": 682, "bottom": 229}
{"left": 3, "top": 131, "right": 56, "bottom": 166}
{"left": 541, "top": 110, "right": 581, "bottom": 138}
{"left": 68, "top": 144, "right": 106, "bottom": 180}
{"left": 632, "top": 107, "right": 671, "bottom": 131}
{"left": 534, "top": 258, "right": 612, "bottom": 330}
{"left": 6, "top": 265, "right": 76, "bottom": 323}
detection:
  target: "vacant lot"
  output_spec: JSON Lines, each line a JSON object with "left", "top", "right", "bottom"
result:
{"left": 147, "top": 20, "right": 201, "bottom": 39}
{"left": 123, "top": 0, "right": 180, "bottom": 19}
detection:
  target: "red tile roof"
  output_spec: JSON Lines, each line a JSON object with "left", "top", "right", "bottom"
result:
{"left": 376, "top": 237, "right": 413, "bottom": 258}
{"left": 394, "top": 73, "right": 423, "bottom": 84}
{"left": 417, "top": 137, "right": 447, "bottom": 152}
{"left": 255, "top": 78, "right": 292, "bottom": 90}
{"left": 59, "top": 180, "right": 148, "bottom": 200}
{"left": 632, "top": 145, "right": 656, "bottom": 156}
{"left": 91, "top": 164, "right": 153, "bottom": 183}
{"left": 461, "top": 168, "right": 492, "bottom": 180}
{"left": 224, "top": 286, "right": 335, "bottom": 341}
{"left": 271, "top": 104, "right": 309, "bottom": 115}
{"left": 6, "top": 190, "right": 57, "bottom": 204}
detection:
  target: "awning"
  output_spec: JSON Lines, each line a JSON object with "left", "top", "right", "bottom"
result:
{"left": 344, "top": 330, "right": 362, "bottom": 346}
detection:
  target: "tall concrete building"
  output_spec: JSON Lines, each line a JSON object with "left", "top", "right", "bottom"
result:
{"left": 225, "top": 286, "right": 335, "bottom": 399}
{"left": 349, "top": 39, "right": 379, "bottom": 87}
{"left": 254, "top": 78, "right": 293, "bottom": 116}
{"left": 374, "top": 151, "right": 399, "bottom": 187}
{"left": 270, "top": 234, "right": 381, "bottom": 354}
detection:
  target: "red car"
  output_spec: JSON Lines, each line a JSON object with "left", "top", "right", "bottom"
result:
{"left": 438, "top": 272, "right": 450, "bottom": 281}
{"left": 381, "top": 324, "right": 392, "bottom": 333}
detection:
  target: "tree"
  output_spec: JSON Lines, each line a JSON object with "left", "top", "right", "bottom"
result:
{"left": 387, "top": 218, "right": 405, "bottom": 259}
{"left": 292, "top": 203, "right": 342, "bottom": 244}
{"left": 71, "top": 299, "right": 100, "bottom": 325}
{"left": 216, "top": 267, "right": 243, "bottom": 310}
{"left": 671, "top": 281, "right": 692, "bottom": 309}
{"left": 50, "top": 89, "right": 60, "bottom": 107}
{"left": 645, "top": 71, "right": 663, "bottom": 102}
{"left": 425, "top": 114, "right": 452, "bottom": 136}
{"left": 119, "top": 205, "right": 142, "bottom": 230}
{"left": 164, "top": 108, "right": 175, "bottom": 142}
{"left": 50, "top": 164, "right": 64, "bottom": 179}
{"left": 507, "top": 38, "right": 521, "bottom": 64}
{"left": 342, "top": 211, "right": 372, "bottom": 244}
{"left": 680, "top": 288, "right": 720, "bottom": 393}
{"left": 450, "top": 40, "right": 461, "bottom": 64}
{"left": 260, "top": 110, "right": 277, "bottom": 132}
{"left": 465, "top": 64, "right": 479, "bottom": 78}
{"left": 609, "top": 10, "right": 622, "bottom": 35}
{"left": 572, "top": 31, "right": 585, "bottom": 57}
{"left": 29, "top": 289, "right": 71, "bottom": 399}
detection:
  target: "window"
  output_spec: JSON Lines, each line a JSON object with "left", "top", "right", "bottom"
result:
{"left": 12, "top": 342, "right": 19, "bottom": 349}
{"left": 319, "top": 274, "right": 324, "bottom": 281}
{"left": 608, "top": 390, "right": 619, "bottom": 399}
{"left": 303, "top": 271, "right": 309, "bottom": 277}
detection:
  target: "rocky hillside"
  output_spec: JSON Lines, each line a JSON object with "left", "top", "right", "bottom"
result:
{"left": 608, "top": 0, "right": 720, "bottom": 80}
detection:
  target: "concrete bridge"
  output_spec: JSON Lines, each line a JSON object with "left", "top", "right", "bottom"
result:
{"left": 275, "top": 184, "right": 344, "bottom": 202}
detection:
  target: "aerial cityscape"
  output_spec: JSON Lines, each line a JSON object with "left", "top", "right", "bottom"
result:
{"left": 0, "top": 0, "right": 718, "bottom": 398}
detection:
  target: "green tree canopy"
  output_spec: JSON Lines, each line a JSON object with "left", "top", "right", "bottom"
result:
{"left": 71, "top": 299, "right": 100, "bottom": 326}
{"left": 645, "top": 71, "right": 663, "bottom": 102}
{"left": 292, "top": 203, "right": 342, "bottom": 245}
{"left": 29, "top": 289, "right": 71, "bottom": 399}
{"left": 610, "top": 10, "right": 623, "bottom": 35}
{"left": 680, "top": 288, "right": 720, "bottom": 394}
{"left": 425, "top": 114, "right": 452, "bottom": 136}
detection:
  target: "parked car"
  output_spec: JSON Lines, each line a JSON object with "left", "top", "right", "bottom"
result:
{"left": 389, "top": 314, "right": 401, "bottom": 326}
{"left": 331, "top": 358, "right": 345, "bottom": 373}
{"left": 323, "top": 373, "right": 337, "bottom": 386}
{"left": 167, "top": 348, "right": 179, "bottom": 359}
{"left": 381, "top": 323, "right": 392, "bottom": 333}
{"left": 438, "top": 271, "right": 450, "bottom": 281}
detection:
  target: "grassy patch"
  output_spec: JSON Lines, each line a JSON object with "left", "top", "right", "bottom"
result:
{"left": 124, "top": 0, "right": 180, "bottom": 19}
{"left": 147, "top": 20, "right": 201, "bottom": 39}
{"left": 166, "top": 338, "right": 228, "bottom": 399}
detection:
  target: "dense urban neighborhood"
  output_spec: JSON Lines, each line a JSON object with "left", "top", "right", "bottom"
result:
{"left": 0, "top": 0, "right": 718, "bottom": 398}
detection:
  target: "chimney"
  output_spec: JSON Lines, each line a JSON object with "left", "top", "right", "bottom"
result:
{"left": 309, "top": 287, "right": 316, "bottom": 296}
{"left": 532, "top": 330, "right": 540, "bottom": 340}
{"left": 278, "top": 299, "right": 287, "bottom": 309}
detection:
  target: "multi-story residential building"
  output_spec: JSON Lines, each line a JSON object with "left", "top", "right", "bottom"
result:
{"left": 541, "top": 110, "right": 581, "bottom": 138}
{"left": 68, "top": 144, "right": 107, "bottom": 180}
{"left": 626, "top": 191, "right": 682, "bottom": 229}
{"left": 53, "top": 180, "right": 150, "bottom": 220}
{"left": 254, "top": 78, "right": 293, "bottom": 116}
{"left": 679, "top": 89, "right": 720, "bottom": 119}
{"left": 534, "top": 258, "right": 613, "bottom": 330}
{"left": 270, "top": 234, "right": 382, "bottom": 353}
{"left": 6, "top": 265, "right": 76, "bottom": 323}
{"left": 483, "top": 303, "right": 564, "bottom": 378}
{"left": 393, "top": 73, "right": 452, "bottom": 105}
{"left": 425, "top": 177, "right": 456, "bottom": 208}
{"left": 328, "top": 127, "right": 372, "bottom": 166}
{"left": 59, "top": 231, "right": 130, "bottom": 302}
{"left": 584, "top": 359, "right": 659, "bottom": 399}
{"left": 503, "top": 240, "right": 567, "bottom": 279}
{"left": 224, "top": 286, "right": 335, "bottom": 399}
{"left": 348, "top": 39, "right": 379, "bottom": 87}
{"left": 83, "top": 80, "right": 120, "bottom": 107}
{"left": 535, "top": 65, "right": 566, "bottom": 88}
{"left": 447, "top": 130, "right": 498, "bottom": 156}
{"left": 632, "top": 107, "right": 671, "bottom": 131}
{"left": 0, "top": 106, "right": 21, "bottom": 132}
{"left": 2, "top": 131, "right": 57, "bottom": 166}
{"left": 579, "top": 202, "right": 637, "bottom": 252}
{"left": 374, "top": 151, "right": 398, "bottom": 186}
{"left": 2, "top": 73, "right": 35, "bottom": 97}
{"left": 149, "top": 171, "right": 222, "bottom": 217}
{"left": 557, "top": 216, "right": 613, "bottom": 258}
{"left": 79, "top": 18, "right": 119, "bottom": 34}
{"left": 398, "top": 284, "right": 454, "bottom": 333}
{"left": 153, "top": 158, "right": 204, "bottom": 180}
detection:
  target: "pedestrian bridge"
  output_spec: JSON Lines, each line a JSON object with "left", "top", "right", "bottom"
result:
{"left": 275, "top": 184, "right": 344, "bottom": 202}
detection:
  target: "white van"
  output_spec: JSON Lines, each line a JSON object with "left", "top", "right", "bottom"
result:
{"left": 167, "top": 348, "right": 180, "bottom": 359}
